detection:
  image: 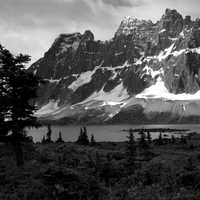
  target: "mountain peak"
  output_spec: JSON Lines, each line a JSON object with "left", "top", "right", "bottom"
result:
{"left": 116, "top": 9, "right": 184, "bottom": 38}
{"left": 115, "top": 16, "right": 153, "bottom": 37}
{"left": 82, "top": 30, "right": 94, "bottom": 41}
{"left": 159, "top": 8, "right": 183, "bottom": 37}
{"left": 164, "top": 8, "right": 181, "bottom": 16}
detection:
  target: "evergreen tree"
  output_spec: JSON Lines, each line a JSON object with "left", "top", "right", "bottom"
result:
{"left": 46, "top": 124, "right": 52, "bottom": 143}
{"left": 147, "top": 131, "right": 152, "bottom": 144}
{"left": 83, "top": 126, "right": 87, "bottom": 134}
{"left": 90, "top": 134, "right": 96, "bottom": 146}
{"left": 171, "top": 135, "right": 176, "bottom": 144}
{"left": 77, "top": 127, "right": 83, "bottom": 144}
{"left": 0, "top": 45, "right": 40, "bottom": 166}
{"left": 126, "top": 130, "right": 137, "bottom": 173}
{"left": 41, "top": 135, "right": 46, "bottom": 144}
{"left": 139, "top": 130, "right": 148, "bottom": 149}
{"left": 56, "top": 131, "right": 64, "bottom": 143}
{"left": 158, "top": 132, "right": 163, "bottom": 145}
{"left": 76, "top": 127, "right": 89, "bottom": 145}
{"left": 82, "top": 127, "right": 89, "bottom": 145}
{"left": 139, "top": 130, "right": 152, "bottom": 161}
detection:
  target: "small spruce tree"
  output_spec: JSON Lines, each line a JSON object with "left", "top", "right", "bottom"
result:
{"left": 41, "top": 135, "right": 46, "bottom": 144}
{"left": 77, "top": 127, "right": 83, "bottom": 143}
{"left": 126, "top": 130, "right": 137, "bottom": 174}
{"left": 139, "top": 130, "right": 152, "bottom": 161}
{"left": 82, "top": 127, "right": 89, "bottom": 145}
{"left": 158, "top": 132, "right": 163, "bottom": 145}
{"left": 139, "top": 130, "right": 148, "bottom": 149}
{"left": 77, "top": 127, "right": 89, "bottom": 145}
{"left": 147, "top": 131, "right": 152, "bottom": 144}
{"left": 171, "top": 135, "right": 176, "bottom": 144}
{"left": 56, "top": 131, "right": 64, "bottom": 143}
{"left": 46, "top": 124, "right": 52, "bottom": 143}
{"left": 90, "top": 134, "right": 96, "bottom": 146}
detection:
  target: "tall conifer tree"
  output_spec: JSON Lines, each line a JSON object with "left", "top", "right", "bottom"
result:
{"left": 0, "top": 45, "right": 40, "bottom": 166}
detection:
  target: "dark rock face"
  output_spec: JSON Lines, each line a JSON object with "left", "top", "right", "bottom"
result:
{"left": 160, "top": 9, "right": 184, "bottom": 38}
{"left": 29, "top": 9, "right": 200, "bottom": 124}
{"left": 32, "top": 30, "right": 101, "bottom": 79}
{"left": 108, "top": 105, "right": 147, "bottom": 124}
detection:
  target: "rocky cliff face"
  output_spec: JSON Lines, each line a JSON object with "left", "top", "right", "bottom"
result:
{"left": 30, "top": 9, "right": 200, "bottom": 124}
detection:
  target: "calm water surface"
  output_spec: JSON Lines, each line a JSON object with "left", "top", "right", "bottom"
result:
{"left": 27, "top": 124, "right": 200, "bottom": 143}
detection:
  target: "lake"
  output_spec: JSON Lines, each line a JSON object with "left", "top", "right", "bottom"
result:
{"left": 27, "top": 124, "right": 200, "bottom": 143}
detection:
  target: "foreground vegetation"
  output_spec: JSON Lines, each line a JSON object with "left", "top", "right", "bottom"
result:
{"left": 1, "top": 130, "right": 200, "bottom": 200}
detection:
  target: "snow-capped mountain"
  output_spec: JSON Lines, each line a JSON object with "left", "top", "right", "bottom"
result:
{"left": 30, "top": 9, "right": 200, "bottom": 124}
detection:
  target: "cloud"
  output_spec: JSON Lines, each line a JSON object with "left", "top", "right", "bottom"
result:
{"left": 99, "top": 0, "right": 143, "bottom": 8}
{"left": 0, "top": 0, "right": 121, "bottom": 38}
{"left": 0, "top": 0, "right": 120, "bottom": 63}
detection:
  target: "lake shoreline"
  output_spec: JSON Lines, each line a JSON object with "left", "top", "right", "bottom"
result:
{"left": 27, "top": 124, "right": 200, "bottom": 143}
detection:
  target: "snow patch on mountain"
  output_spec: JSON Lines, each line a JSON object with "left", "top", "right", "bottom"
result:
{"left": 77, "top": 82, "right": 129, "bottom": 106}
{"left": 180, "top": 31, "right": 184, "bottom": 37}
{"left": 68, "top": 67, "right": 98, "bottom": 91}
{"left": 157, "top": 43, "right": 175, "bottom": 61}
{"left": 44, "top": 78, "right": 61, "bottom": 83}
{"left": 136, "top": 77, "right": 200, "bottom": 100}
{"left": 171, "top": 47, "right": 200, "bottom": 57}
{"left": 142, "top": 65, "right": 164, "bottom": 78}
{"left": 144, "top": 46, "right": 200, "bottom": 65}
{"left": 60, "top": 43, "right": 71, "bottom": 54}
{"left": 190, "top": 47, "right": 200, "bottom": 54}
{"left": 159, "top": 29, "right": 166, "bottom": 34}
{"left": 68, "top": 61, "right": 130, "bottom": 92}
{"left": 36, "top": 101, "right": 60, "bottom": 117}
{"left": 143, "top": 43, "right": 175, "bottom": 63}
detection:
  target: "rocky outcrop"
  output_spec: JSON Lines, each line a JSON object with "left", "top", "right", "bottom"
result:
{"left": 30, "top": 9, "right": 200, "bottom": 124}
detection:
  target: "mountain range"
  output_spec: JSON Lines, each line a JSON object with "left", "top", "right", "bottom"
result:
{"left": 29, "top": 9, "right": 200, "bottom": 124}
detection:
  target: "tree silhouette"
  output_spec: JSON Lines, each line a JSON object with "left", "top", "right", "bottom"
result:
{"left": 139, "top": 130, "right": 148, "bottom": 149}
{"left": 77, "top": 127, "right": 83, "bottom": 144}
{"left": 46, "top": 124, "right": 52, "bottom": 143}
{"left": 147, "top": 131, "right": 152, "bottom": 144}
{"left": 125, "top": 130, "right": 137, "bottom": 173}
{"left": 41, "top": 135, "right": 46, "bottom": 144}
{"left": 76, "top": 127, "right": 89, "bottom": 145}
{"left": 171, "top": 135, "right": 176, "bottom": 144}
{"left": 56, "top": 131, "right": 64, "bottom": 143}
{"left": 90, "top": 134, "right": 96, "bottom": 146}
{"left": 158, "top": 132, "right": 163, "bottom": 145}
{"left": 0, "top": 45, "right": 40, "bottom": 166}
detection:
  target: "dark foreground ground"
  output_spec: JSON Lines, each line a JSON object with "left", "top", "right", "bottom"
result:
{"left": 1, "top": 135, "right": 200, "bottom": 200}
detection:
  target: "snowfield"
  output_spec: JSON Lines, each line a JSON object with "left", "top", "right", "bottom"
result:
{"left": 68, "top": 68, "right": 97, "bottom": 91}
{"left": 77, "top": 82, "right": 129, "bottom": 106}
{"left": 136, "top": 77, "right": 200, "bottom": 101}
{"left": 35, "top": 101, "right": 60, "bottom": 117}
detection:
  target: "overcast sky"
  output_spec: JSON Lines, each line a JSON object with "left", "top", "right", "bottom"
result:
{"left": 0, "top": 0, "right": 200, "bottom": 64}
